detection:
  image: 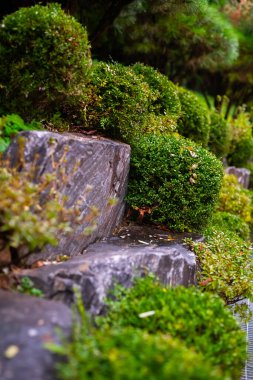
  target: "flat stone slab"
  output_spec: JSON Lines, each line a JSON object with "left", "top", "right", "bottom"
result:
{"left": 19, "top": 226, "right": 197, "bottom": 315}
{"left": 0, "top": 290, "right": 72, "bottom": 380}
{"left": 3, "top": 131, "right": 130, "bottom": 264}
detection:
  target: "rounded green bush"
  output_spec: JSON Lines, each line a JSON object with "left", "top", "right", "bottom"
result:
{"left": 126, "top": 134, "right": 223, "bottom": 232}
{"left": 210, "top": 211, "right": 250, "bottom": 241}
{"left": 56, "top": 325, "right": 223, "bottom": 380}
{"left": 0, "top": 3, "right": 91, "bottom": 124}
{"left": 131, "top": 63, "right": 181, "bottom": 119}
{"left": 86, "top": 61, "right": 155, "bottom": 142}
{"left": 100, "top": 277, "right": 246, "bottom": 380}
{"left": 208, "top": 111, "right": 230, "bottom": 158}
{"left": 227, "top": 137, "right": 253, "bottom": 167}
{"left": 177, "top": 87, "right": 210, "bottom": 146}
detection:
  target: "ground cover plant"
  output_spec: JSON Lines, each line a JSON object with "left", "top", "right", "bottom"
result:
{"left": 48, "top": 288, "right": 224, "bottom": 380}
{"left": 186, "top": 228, "right": 253, "bottom": 306}
{"left": 217, "top": 174, "right": 253, "bottom": 224}
{"left": 0, "top": 114, "right": 41, "bottom": 152}
{"left": 210, "top": 211, "right": 250, "bottom": 241}
{"left": 126, "top": 134, "right": 223, "bottom": 231}
{"left": 0, "top": 3, "right": 91, "bottom": 125}
{"left": 98, "top": 276, "right": 246, "bottom": 380}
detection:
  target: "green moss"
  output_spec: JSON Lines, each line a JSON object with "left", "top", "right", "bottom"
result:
{"left": 126, "top": 134, "right": 223, "bottom": 232}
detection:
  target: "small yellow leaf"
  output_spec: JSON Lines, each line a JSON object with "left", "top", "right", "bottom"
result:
{"left": 4, "top": 345, "right": 20, "bottom": 359}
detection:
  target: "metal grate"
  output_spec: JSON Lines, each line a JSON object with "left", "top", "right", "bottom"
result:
{"left": 241, "top": 300, "right": 253, "bottom": 380}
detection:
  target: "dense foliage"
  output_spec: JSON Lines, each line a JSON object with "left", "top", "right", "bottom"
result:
{"left": 177, "top": 87, "right": 210, "bottom": 146}
{"left": 0, "top": 114, "right": 40, "bottom": 152}
{"left": 208, "top": 111, "right": 230, "bottom": 158}
{"left": 0, "top": 3, "right": 91, "bottom": 124}
{"left": 210, "top": 211, "right": 250, "bottom": 241}
{"left": 217, "top": 174, "right": 253, "bottom": 224}
{"left": 187, "top": 227, "right": 253, "bottom": 306}
{"left": 126, "top": 134, "right": 223, "bottom": 231}
{"left": 52, "top": 321, "right": 223, "bottom": 380}
{"left": 85, "top": 61, "right": 154, "bottom": 142}
{"left": 99, "top": 276, "right": 246, "bottom": 379}
{"left": 131, "top": 63, "right": 181, "bottom": 127}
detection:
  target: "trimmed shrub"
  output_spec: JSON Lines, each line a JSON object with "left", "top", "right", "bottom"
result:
{"left": 131, "top": 63, "right": 181, "bottom": 120}
{"left": 52, "top": 323, "right": 223, "bottom": 380}
{"left": 85, "top": 61, "right": 154, "bottom": 142}
{"left": 0, "top": 3, "right": 91, "bottom": 124}
{"left": 0, "top": 114, "right": 41, "bottom": 152}
{"left": 210, "top": 211, "right": 250, "bottom": 241}
{"left": 217, "top": 174, "right": 252, "bottom": 224}
{"left": 177, "top": 87, "right": 210, "bottom": 146}
{"left": 126, "top": 134, "right": 223, "bottom": 232}
{"left": 227, "top": 137, "right": 253, "bottom": 167}
{"left": 227, "top": 107, "right": 253, "bottom": 166}
{"left": 208, "top": 111, "right": 230, "bottom": 158}
{"left": 99, "top": 277, "right": 246, "bottom": 379}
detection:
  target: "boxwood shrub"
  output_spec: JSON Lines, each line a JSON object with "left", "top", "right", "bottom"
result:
{"left": 0, "top": 3, "right": 91, "bottom": 124}
{"left": 177, "top": 87, "right": 210, "bottom": 146}
{"left": 126, "top": 134, "right": 223, "bottom": 232}
{"left": 85, "top": 61, "right": 154, "bottom": 142}
{"left": 99, "top": 277, "right": 246, "bottom": 380}
{"left": 227, "top": 106, "right": 253, "bottom": 166}
{"left": 131, "top": 63, "right": 181, "bottom": 125}
{"left": 208, "top": 111, "right": 230, "bottom": 158}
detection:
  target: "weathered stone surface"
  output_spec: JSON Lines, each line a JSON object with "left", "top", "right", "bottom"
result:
{"left": 19, "top": 226, "right": 197, "bottom": 315}
{"left": 0, "top": 290, "right": 72, "bottom": 380}
{"left": 3, "top": 131, "right": 130, "bottom": 264}
{"left": 225, "top": 166, "right": 251, "bottom": 189}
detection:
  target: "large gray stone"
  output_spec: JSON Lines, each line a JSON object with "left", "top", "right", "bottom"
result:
{"left": 0, "top": 290, "right": 72, "bottom": 380}
{"left": 3, "top": 131, "right": 130, "bottom": 264}
{"left": 225, "top": 166, "right": 251, "bottom": 189}
{"left": 19, "top": 226, "right": 197, "bottom": 315}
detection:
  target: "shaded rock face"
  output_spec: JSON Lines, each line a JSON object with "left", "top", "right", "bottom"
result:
{"left": 3, "top": 131, "right": 130, "bottom": 264}
{"left": 19, "top": 234, "right": 197, "bottom": 315}
{"left": 0, "top": 290, "right": 72, "bottom": 380}
{"left": 225, "top": 166, "right": 251, "bottom": 189}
